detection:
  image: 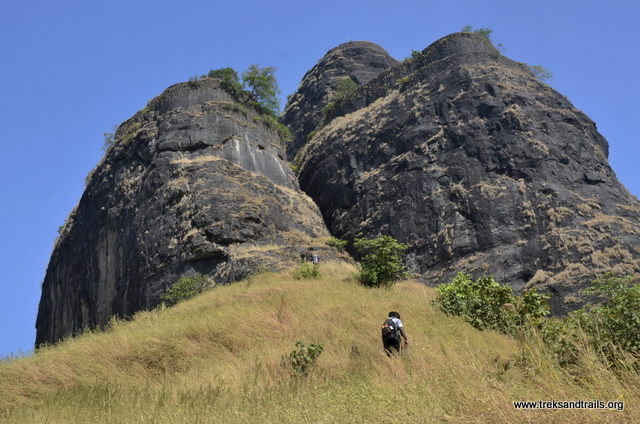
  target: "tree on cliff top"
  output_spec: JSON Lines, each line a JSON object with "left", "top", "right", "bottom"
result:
{"left": 242, "top": 65, "right": 280, "bottom": 115}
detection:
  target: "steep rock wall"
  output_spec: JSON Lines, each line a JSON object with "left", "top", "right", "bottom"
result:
{"left": 298, "top": 33, "right": 640, "bottom": 312}
{"left": 282, "top": 41, "right": 398, "bottom": 160}
{"left": 37, "top": 80, "right": 339, "bottom": 346}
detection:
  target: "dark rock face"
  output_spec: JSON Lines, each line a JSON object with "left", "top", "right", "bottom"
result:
{"left": 36, "top": 80, "right": 340, "bottom": 346}
{"left": 282, "top": 41, "right": 398, "bottom": 160}
{"left": 298, "top": 33, "right": 640, "bottom": 312}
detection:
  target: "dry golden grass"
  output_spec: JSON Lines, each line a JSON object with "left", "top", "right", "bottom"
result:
{"left": 1, "top": 262, "right": 637, "bottom": 423}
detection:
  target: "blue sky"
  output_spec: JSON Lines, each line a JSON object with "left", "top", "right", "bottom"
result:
{"left": 1, "top": 0, "right": 638, "bottom": 357}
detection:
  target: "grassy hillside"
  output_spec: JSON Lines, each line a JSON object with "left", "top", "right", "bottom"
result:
{"left": 1, "top": 262, "right": 637, "bottom": 423}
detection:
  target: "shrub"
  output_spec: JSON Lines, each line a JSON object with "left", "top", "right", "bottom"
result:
{"left": 539, "top": 317, "right": 581, "bottom": 367}
{"left": 256, "top": 114, "right": 292, "bottom": 142}
{"left": 353, "top": 235, "right": 407, "bottom": 287}
{"left": 527, "top": 64, "right": 553, "bottom": 82}
{"left": 326, "top": 237, "right": 348, "bottom": 251}
{"left": 306, "top": 129, "right": 318, "bottom": 142}
{"left": 286, "top": 341, "right": 324, "bottom": 377}
{"left": 574, "top": 273, "right": 640, "bottom": 360}
{"left": 460, "top": 26, "right": 504, "bottom": 53}
{"left": 533, "top": 273, "right": 639, "bottom": 370}
{"left": 207, "top": 67, "right": 244, "bottom": 96}
{"left": 433, "top": 272, "right": 549, "bottom": 334}
{"left": 161, "top": 273, "right": 211, "bottom": 306}
{"left": 102, "top": 131, "right": 115, "bottom": 152}
{"left": 187, "top": 75, "right": 201, "bottom": 88}
{"left": 333, "top": 77, "right": 357, "bottom": 102}
{"left": 293, "top": 262, "right": 320, "bottom": 280}
{"left": 322, "top": 77, "right": 357, "bottom": 119}
{"left": 403, "top": 50, "right": 423, "bottom": 64}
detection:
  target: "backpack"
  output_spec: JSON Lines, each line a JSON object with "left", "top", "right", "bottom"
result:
{"left": 381, "top": 318, "right": 399, "bottom": 339}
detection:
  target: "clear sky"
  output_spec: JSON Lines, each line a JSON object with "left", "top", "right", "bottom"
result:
{"left": 1, "top": 0, "right": 638, "bottom": 357}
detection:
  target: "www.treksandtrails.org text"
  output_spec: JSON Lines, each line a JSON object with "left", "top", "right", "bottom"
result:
{"left": 513, "top": 400, "right": 624, "bottom": 411}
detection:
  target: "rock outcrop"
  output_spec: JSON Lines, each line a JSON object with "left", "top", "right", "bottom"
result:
{"left": 282, "top": 41, "right": 398, "bottom": 160}
{"left": 36, "top": 79, "right": 339, "bottom": 346}
{"left": 38, "top": 33, "right": 640, "bottom": 346}
{"left": 297, "top": 33, "right": 640, "bottom": 312}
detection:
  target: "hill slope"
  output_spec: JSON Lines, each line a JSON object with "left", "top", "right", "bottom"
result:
{"left": 3, "top": 262, "right": 637, "bottom": 423}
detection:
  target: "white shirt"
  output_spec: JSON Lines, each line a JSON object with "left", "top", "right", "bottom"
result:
{"left": 389, "top": 317, "right": 403, "bottom": 330}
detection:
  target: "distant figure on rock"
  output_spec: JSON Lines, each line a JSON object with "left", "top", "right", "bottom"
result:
{"left": 381, "top": 311, "right": 408, "bottom": 356}
{"left": 300, "top": 249, "right": 319, "bottom": 264}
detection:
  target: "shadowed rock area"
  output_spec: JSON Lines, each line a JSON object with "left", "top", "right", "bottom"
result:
{"left": 297, "top": 33, "right": 640, "bottom": 313}
{"left": 282, "top": 41, "right": 398, "bottom": 160}
{"left": 36, "top": 79, "right": 341, "bottom": 346}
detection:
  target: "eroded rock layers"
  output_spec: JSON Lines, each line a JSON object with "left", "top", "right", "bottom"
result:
{"left": 37, "top": 80, "right": 336, "bottom": 346}
{"left": 282, "top": 41, "right": 398, "bottom": 160}
{"left": 296, "top": 33, "right": 640, "bottom": 312}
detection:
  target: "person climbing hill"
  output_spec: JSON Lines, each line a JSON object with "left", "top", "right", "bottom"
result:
{"left": 381, "top": 311, "right": 408, "bottom": 356}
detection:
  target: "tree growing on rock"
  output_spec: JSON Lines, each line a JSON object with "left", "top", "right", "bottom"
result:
{"left": 242, "top": 65, "right": 280, "bottom": 115}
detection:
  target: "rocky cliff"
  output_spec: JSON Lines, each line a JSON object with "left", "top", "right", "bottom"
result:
{"left": 282, "top": 41, "right": 398, "bottom": 160}
{"left": 38, "top": 33, "right": 640, "bottom": 346}
{"left": 295, "top": 33, "right": 640, "bottom": 312}
{"left": 36, "top": 79, "right": 340, "bottom": 346}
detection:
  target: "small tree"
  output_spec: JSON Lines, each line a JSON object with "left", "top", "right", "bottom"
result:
{"left": 527, "top": 65, "right": 553, "bottom": 82}
{"left": 102, "top": 131, "right": 115, "bottom": 152}
{"left": 242, "top": 65, "right": 280, "bottom": 115}
{"left": 353, "top": 235, "right": 407, "bottom": 287}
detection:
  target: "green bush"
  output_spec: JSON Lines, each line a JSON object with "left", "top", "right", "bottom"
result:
{"left": 527, "top": 64, "right": 553, "bottom": 82}
{"left": 293, "top": 262, "right": 320, "bottom": 280}
{"left": 187, "top": 75, "right": 201, "bottom": 88}
{"left": 326, "top": 237, "right": 348, "bottom": 251}
{"left": 286, "top": 341, "right": 324, "bottom": 377}
{"left": 460, "top": 26, "right": 504, "bottom": 54}
{"left": 433, "top": 272, "right": 549, "bottom": 334}
{"left": 403, "top": 50, "right": 423, "bottom": 64}
{"left": 539, "top": 317, "right": 581, "bottom": 367}
{"left": 333, "top": 77, "right": 357, "bottom": 102}
{"left": 207, "top": 67, "right": 244, "bottom": 96}
{"left": 306, "top": 129, "right": 318, "bottom": 142}
{"left": 353, "top": 235, "right": 407, "bottom": 287}
{"left": 575, "top": 273, "right": 640, "bottom": 359}
{"left": 255, "top": 113, "right": 292, "bottom": 142}
{"left": 322, "top": 77, "right": 358, "bottom": 119}
{"left": 161, "top": 273, "right": 211, "bottom": 306}
{"left": 396, "top": 76, "right": 410, "bottom": 86}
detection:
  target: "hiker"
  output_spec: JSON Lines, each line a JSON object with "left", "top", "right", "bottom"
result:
{"left": 381, "top": 311, "right": 408, "bottom": 357}
{"left": 311, "top": 254, "right": 319, "bottom": 264}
